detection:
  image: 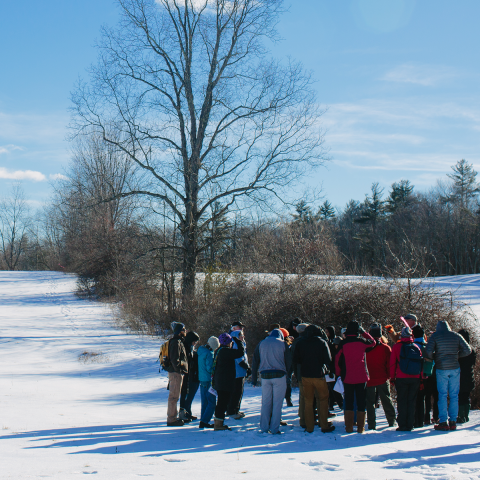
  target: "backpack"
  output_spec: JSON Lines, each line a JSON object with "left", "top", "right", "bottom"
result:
{"left": 159, "top": 340, "right": 171, "bottom": 371}
{"left": 399, "top": 343, "right": 423, "bottom": 375}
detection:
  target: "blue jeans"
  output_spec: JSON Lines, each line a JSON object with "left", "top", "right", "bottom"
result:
{"left": 200, "top": 384, "right": 216, "bottom": 424}
{"left": 436, "top": 368, "right": 460, "bottom": 423}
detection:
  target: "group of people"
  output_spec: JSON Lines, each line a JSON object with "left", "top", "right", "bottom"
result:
{"left": 162, "top": 313, "right": 476, "bottom": 435}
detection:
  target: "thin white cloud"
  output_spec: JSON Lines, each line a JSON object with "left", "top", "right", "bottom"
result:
{"left": 381, "top": 64, "right": 456, "bottom": 86}
{"left": 0, "top": 144, "right": 24, "bottom": 155}
{"left": 0, "top": 168, "right": 46, "bottom": 182}
{"left": 49, "top": 173, "right": 68, "bottom": 181}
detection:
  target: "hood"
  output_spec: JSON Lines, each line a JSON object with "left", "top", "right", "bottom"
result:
{"left": 269, "top": 329, "right": 284, "bottom": 340}
{"left": 184, "top": 331, "right": 200, "bottom": 347}
{"left": 436, "top": 321, "right": 451, "bottom": 333}
{"left": 400, "top": 336, "right": 413, "bottom": 344}
{"left": 458, "top": 329, "right": 470, "bottom": 343}
{"left": 230, "top": 330, "right": 243, "bottom": 339}
{"left": 305, "top": 325, "right": 324, "bottom": 339}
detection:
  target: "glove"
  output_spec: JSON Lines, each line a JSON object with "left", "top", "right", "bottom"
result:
{"left": 233, "top": 336, "right": 242, "bottom": 346}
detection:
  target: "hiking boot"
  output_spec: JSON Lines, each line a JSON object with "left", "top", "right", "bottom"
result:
{"left": 232, "top": 413, "right": 245, "bottom": 420}
{"left": 179, "top": 408, "right": 191, "bottom": 422}
{"left": 321, "top": 425, "right": 336, "bottom": 433}
{"left": 449, "top": 421, "right": 457, "bottom": 431}
{"left": 214, "top": 418, "right": 231, "bottom": 431}
{"left": 167, "top": 419, "right": 184, "bottom": 427}
{"left": 187, "top": 414, "right": 197, "bottom": 421}
{"left": 199, "top": 421, "right": 214, "bottom": 429}
{"left": 434, "top": 422, "right": 450, "bottom": 431}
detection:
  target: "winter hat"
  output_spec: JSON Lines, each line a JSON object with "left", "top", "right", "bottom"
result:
{"left": 412, "top": 324, "right": 424, "bottom": 339}
{"left": 184, "top": 331, "right": 199, "bottom": 345}
{"left": 172, "top": 322, "right": 185, "bottom": 336}
{"left": 403, "top": 314, "right": 418, "bottom": 328}
{"left": 207, "top": 336, "right": 220, "bottom": 351}
{"left": 369, "top": 323, "right": 382, "bottom": 338}
{"left": 279, "top": 328, "right": 290, "bottom": 339}
{"left": 401, "top": 326, "right": 413, "bottom": 338}
{"left": 345, "top": 321, "right": 360, "bottom": 336}
{"left": 219, "top": 332, "right": 233, "bottom": 346}
{"left": 296, "top": 323, "right": 309, "bottom": 334}
{"left": 333, "top": 336, "right": 343, "bottom": 345}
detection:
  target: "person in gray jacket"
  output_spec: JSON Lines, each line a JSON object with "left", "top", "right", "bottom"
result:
{"left": 425, "top": 321, "right": 472, "bottom": 431}
{"left": 251, "top": 329, "right": 288, "bottom": 434}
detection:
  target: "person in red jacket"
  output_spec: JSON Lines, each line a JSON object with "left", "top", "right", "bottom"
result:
{"left": 335, "top": 320, "right": 376, "bottom": 433}
{"left": 365, "top": 324, "right": 396, "bottom": 430}
{"left": 390, "top": 326, "right": 423, "bottom": 432}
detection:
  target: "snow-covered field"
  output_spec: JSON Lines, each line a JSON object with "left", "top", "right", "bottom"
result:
{"left": 1, "top": 271, "right": 479, "bottom": 479}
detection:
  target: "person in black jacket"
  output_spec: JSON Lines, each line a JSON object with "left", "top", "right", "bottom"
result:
{"left": 457, "top": 329, "right": 477, "bottom": 424}
{"left": 179, "top": 331, "right": 200, "bottom": 422}
{"left": 212, "top": 333, "right": 245, "bottom": 430}
{"left": 166, "top": 323, "right": 188, "bottom": 426}
{"left": 292, "top": 325, "right": 335, "bottom": 433}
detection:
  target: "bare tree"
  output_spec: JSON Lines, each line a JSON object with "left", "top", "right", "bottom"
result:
{"left": 71, "top": 0, "right": 325, "bottom": 297}
{"left": 0, "top": 185, "right": 31, "bottom": 271}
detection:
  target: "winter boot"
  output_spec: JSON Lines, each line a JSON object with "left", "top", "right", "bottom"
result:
{"left": 356, "top": 411, "right": 366, "bottom": 433}
{"left": 465, "top": 404, "right": 471, "bottom": 422}
{"left": 434, "top": 422, "right": 450, "bottom": 431}
{"left": 214, "top": 418, "right": 231, "bottom": 431}
{"left": 167, "top": 419, "right": 184, "bottom": 427}
{"left": 179, "top": 408, "right": 191, "bottom": 422}
{"left": 344, "top": 410, "right": 354, "bottom": 433}
{"left": 449, "top": 421, "right": 457, "bottom": 431}
{"left": 199, "top": 421, "right": 214, "bottom": 429}
{"left": 457, "top": 404, "right": 466, "bottom": 424}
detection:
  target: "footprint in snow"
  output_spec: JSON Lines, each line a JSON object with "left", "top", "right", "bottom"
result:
{"left": 303, "top": 460, "right": 342, "bottom": 472}
{"left": 163, "top": 458, "right": 186, "bottom": 463}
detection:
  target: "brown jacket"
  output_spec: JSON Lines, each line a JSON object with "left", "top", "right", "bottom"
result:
{"left": 166, "top": 336, "right": 188, "bottom": 374}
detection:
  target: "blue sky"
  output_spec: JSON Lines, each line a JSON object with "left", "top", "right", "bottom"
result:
{"left": 1, "top": 0, "right": 479, "bottom": 212}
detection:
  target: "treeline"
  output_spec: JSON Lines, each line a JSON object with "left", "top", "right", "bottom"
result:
{"left": 2, "top": 136, "right": 480, "bottom": 300}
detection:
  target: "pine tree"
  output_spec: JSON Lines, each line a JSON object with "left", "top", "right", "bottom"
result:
{"left": 446, "top": 159, "right": 479, "bottom": 208}
{"left": 386, "top": 180, "right": 414, "bottom": 213}
{"left": 318, "top": 200, "right": 336, "bottom": 220}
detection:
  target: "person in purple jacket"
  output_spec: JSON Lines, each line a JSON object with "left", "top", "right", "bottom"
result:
{"left": 335, "top": 320, "right": 376, "bottom": 433}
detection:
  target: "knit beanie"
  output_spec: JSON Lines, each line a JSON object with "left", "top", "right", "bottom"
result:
{"left": 412, "top": 324, "right": 424, "bottom": 339}
{"left": 207, "top": 336, "right": 220, "bottom": 351}
{"left": 370, "top": 323, "right": 382, "bottom": 338}
{"left": 219, "top": 332, "right": 233, "bottom": 346}
{"left": 345, "top": 321, "right": 360, "bottom": 336}
{"left": 172, "top": 322, "right": 185, "bottom": 336}
{"left": 279, "top": 328, "right": 289, "bottom": 339}
{"left": 401, "top": 326, "right": 413, "bottom": 338}
{"left": 296, "top": 323, "right": 309, "bottom": 334}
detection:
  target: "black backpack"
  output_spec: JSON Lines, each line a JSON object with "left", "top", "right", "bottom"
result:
{"left": 399, "top": 343, "right": 423, "bottom": 375}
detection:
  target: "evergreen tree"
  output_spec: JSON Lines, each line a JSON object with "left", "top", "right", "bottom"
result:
{"left": 386, "top": 180, "right": 414, "bottom": 213}
{"left": 446, "top": 159, "right": 479, "bottom": 208}
{"left": 293, "top": 200, "right": 315, "bottom": 225}
{"left": 318, "top": 200, "right": 336, "bottom": 220}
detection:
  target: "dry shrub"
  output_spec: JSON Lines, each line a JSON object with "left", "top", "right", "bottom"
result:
{"left": 116, "top": 274, "right": 479, "bottom": 407}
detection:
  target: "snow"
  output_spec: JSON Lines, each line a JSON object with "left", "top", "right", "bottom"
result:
{"left": 1, "top": 271, "right": 480, "bottom": 479}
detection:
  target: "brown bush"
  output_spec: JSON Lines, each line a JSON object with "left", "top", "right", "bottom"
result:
{"left": 116, "top": 274, "right": 479, "bottom": 407}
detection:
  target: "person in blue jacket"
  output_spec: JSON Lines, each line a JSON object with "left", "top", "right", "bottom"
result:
{"left": 197, "top": 336, "right": 220, "bottom": 429}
